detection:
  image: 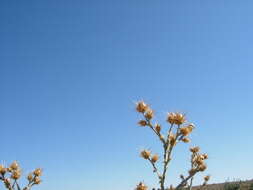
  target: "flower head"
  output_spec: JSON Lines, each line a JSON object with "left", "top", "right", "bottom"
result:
{"left": 202, "top": 153, "right": 208, "bottom": 159}
{"left": 204, "top": 175, "right": 210, "bottom": 181}
{"left": 27, "top": 173, "right": 33, "bottom": 182}
{"left": 145, "top": 109, "right": 154, "bottom": 120}
{"left": 167, "top": 113, "right": 176, "bottom": 124}
{"left": 155, "top": 124, "right": 161, "bottom": 133}
{"left": 167, "top": 112, "right": 186, "bottom": 125}
{"left": 182, "top": 137, "right": 190, "bottom": 143}
{"left": 138, "top": 120, "right": 147, "bottom": 127}
{"left": 34, "top": 176, "right": 41, "bottom": 184}
{"left": 0, "top": 165, "right": 7, "bottom": 175}
{"left": 198, "top": 163, "right": 207, "bottom": 171}
{"left": 174, "top": 113, "right": 186, "bottom": 125}
{"left": 33, "top": 168, "right": 42, "bottom": 176}
{"left": 190, "top": 146, "right": 200, "bottom": 153}
{"left": 136, "top": 101, "right": 149, "bottom": 113}
{"left": 9, "top": 161, "right": 19, "bottom": 171}
{"left": 194, "top": 155, "right": 204, "bottom": 165}
{"left": 169, "top": 133, "right": 177, "bottom": 146}
{"left": 136, "top": 182, "right": 148, "bottom": 190}
{"left": 11, "top": 170, "right": 21, "bottom": 180}
{"left": 140, "top": 150, "right": 151, "bottom": 159}
{"left": 151, "top": 154, "right": 159, "bottom": 163}
{"left": 180, "top": 127, "right": 190, "bottom": 136}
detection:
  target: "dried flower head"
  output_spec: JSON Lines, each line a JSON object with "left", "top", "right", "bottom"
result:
{"left": 134, "top": 101, "right": 209, "bottom": 190}
{"left": 145, "top": 109, "right": 154, "bottom": 120}
{"left": 194, "top": 155, "right": 204, "bottom": 165}
{"left": 136, "top": 182, "right": 148, "bottom": 190}
{"left": 182, "top": 137, "right": 190, "bottom": 143}
{"left": 190, "top": 146, "right": 200, "bottom": 153}
{"left": 173, "top": 113, "right": 186, "bottom": 125}
{"left": 140, "top": 150, "right": 151, "bottom": 159}
{"left": 0, "top": 161, "right": 43, "bottom": 190}
{"left": 136, "top": 101, "right": 149, "bottom": 113}
{"left": 0, "top": 165, "right": 7, "bottom": 175}
{"left": 204, "top": 175, "right": 210, "bottom": 181}
{"left": 187, "top": 123, "right": 195, "bottom": 130}
{"left": 138, "top": 120, "right": 147, "bottom": 127}
{"left": 11, "top": 170, "right": 21, "bottom": 180}
{"left": 202, "top": 153, "right": 208, "bottom": 159}
{"left": 155, "top": 124, "right": 161, "bottom": 133}
{"left": 169, "top": 133, "right": 177, "bottom": 146}
{"left": 198, "top": 163, "right": 207, "bottom": 171}
{"left": 33, "top": 168, "right": 42, "bottom": 177}
{"left": 181, "top": 125, "right": 194, "bottom": 137}
{"left": 33, "top": 176, "right": 41, "bottom": 184}
{"left": 27, "top": 173, "right": 33, "bottom": 182}
{"left": 151, "top": 154, "right": 159, "bottom": 163}
{"left": 9, "top": 161, "right": 19, "bottom": 171}
{"left": 167, "top": 113, "right": 176, "bottom": 124}
{"left": 167, "top": 112, "right": 186, "bottom": 125}
{"left": 180, "top": 127, "right": 191, "bottom": 136}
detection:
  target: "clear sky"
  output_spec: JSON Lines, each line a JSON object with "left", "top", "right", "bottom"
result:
{"left": 1, "top": 1, "right": 253, "bottom": 190}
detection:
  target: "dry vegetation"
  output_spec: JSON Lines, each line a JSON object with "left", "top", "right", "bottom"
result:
{"left": 0, "top": 161, "right": 42, "bottom": 190}
{"left": 192, "top": 180, "right": 253, "bottom": 190}
{"left": 134, "top": 101, "right": 210, "bottom": 190}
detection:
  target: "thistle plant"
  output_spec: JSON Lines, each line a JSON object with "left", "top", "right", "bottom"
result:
{"left": 0, "top": 161, "right": 42, "bottom": 190}
{"left": 135, "top": 101, "right": 210, "bottom": 190}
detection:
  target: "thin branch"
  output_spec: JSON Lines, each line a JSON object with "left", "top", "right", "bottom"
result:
{"left": 176, "top": 173, "right": 196, "bottom": 190}
{"left": 146, "top": 120, "right": 166, "bottom": 145}
{"left": 147, "top": 158, "right": 161, "bottom": 179}
{"left": 188, "top": 176, "right": 194, "bottom": 190}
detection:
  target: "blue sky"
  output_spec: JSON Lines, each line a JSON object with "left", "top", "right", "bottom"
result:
{"left": 1, "top": 1, "right": 253, "bottom": 190}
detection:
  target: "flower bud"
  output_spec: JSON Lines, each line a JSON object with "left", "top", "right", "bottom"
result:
{"left": 169, "top": 134, "right": 177, "bottom": 146}
{"left": 204, "top": 175, "right": 210, "bottom": 181}
{"left": 27, "top": 173, "right": 33, "bottom": 182}
{"left": 202, "top": 153, "right": 208, "bottom": 159}
{"left": 155, "top": 124, "right": 161, "bottom": 133}
{"left": 140, "top": 150, "right": 151, "bottom": 159}
{"left": 138, "top": 120, "right": 147, "bottom": 127}
{"left": 182, "top": 137, "right": 190, "bottom": 143}
{"left": 151, "top": 154, "right": 159, "bottom": 163}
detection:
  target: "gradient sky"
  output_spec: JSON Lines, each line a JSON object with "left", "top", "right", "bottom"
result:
{"left": 1, "top": 1, "right": 253, "bottom": 190}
